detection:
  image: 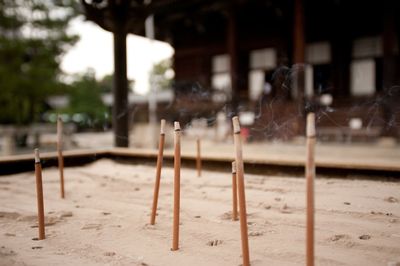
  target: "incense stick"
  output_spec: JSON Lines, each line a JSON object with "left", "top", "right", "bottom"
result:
{"left": 306, "top": 113, "right": 316, "bottom": 266}
{"left": 196, "top": 138, "right": 201, "bottom": 177}
{"left": 57, "top": 115, "right": 65, "bottom": 199}
{"left": 34, "top": 149, "right": 45, "bottom": 240}
{"left": 231, "top": 161, "right": 238, "bottom": 221}
{"left": 171, "top": 121, "right": 181, "bottom": 251}
{"left": 232, "top": 116, "right": 250, "bottom": 266}
{"left": 150, "top": 119, "right": 166, "bottom": 225}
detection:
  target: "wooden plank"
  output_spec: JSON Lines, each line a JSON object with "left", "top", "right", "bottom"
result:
{"left": 0, "top": 147, "right": 399, "bottom": 176}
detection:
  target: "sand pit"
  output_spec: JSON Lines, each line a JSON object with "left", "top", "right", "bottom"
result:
{"left": 0, "top": 159, "right": 399, "bottom": 265}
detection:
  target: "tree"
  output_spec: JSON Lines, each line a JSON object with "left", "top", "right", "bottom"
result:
{"left": 98, "top": 74, "right": 135, "bottom": 94}
{"left": 0, "top": 0, "right": 79, "bottom": 125}
{"left": 149, "top": 58, "right": 173, "bottom": 91}
{"left": 98, "top": 74, "right": 113, "bottom": 93}
{"left": 61, "top": 69, "right": 109, "bottom": 130}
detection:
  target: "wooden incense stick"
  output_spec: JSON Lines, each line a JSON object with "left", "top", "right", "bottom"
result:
{"left": 57, "top": 115, "right": 65, "bottom": 199}
{"left": 34, "top": 149, "right": 45, "bottom": 240}
{"left": 196, "top": 138, "right": 201, "bottom": 177}
{"left": 306, "top": 113, "right": 316, "bottom": 266}
{"left": 231, "top": 161, "right": 238, "bottom": 221}
{"left": 232, "top": 116, "right": 250, "bottom": 266}
{"left": 150, "top": 119, "right": 166, "bottom": 225}
{"left": 171, "top": 121, "right": 181, "bottom": 251}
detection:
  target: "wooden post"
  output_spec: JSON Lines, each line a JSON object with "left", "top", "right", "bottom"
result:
{"left": 150, "top": 119, "right": 166, "bottom": 225}
{"left": 34, "top": 149, "right": 45, "bottom": 240}
{"left": 293, "top": 0, "right": 306, "bottom": 134}
{"left": 227, "top": 7, "right": 240, "bottom": 115}
{"left": 196, "top": 138, "right": 201, "bottom": 177}
{"left": 57, "top": 116, "right": 65, "bottom": 199}
{"left": 113, "top": 29, "right": 129, "bottom": 147}
{"left": 306, "top": 113, "right": 316, "bottom": 266}
{"left": 231, "top": 161, "right": 238, "bottom": 221}
{"left": 293, "top": 0, "right": 305, "bottom": 64}
{"left": 232, "top": 116, "right": 250, "bottom": 266}
{"left": 171, "top": 121, "right": 181, "bottom": 251}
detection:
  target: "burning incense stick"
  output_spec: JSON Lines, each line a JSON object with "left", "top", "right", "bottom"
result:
{"left": 306, "top": 113, "right": 316, "bottom": 266}
{"left": 57, "top": 115, "right": 65, "bottom": 199}
{"left": 150, "top": 119, "right": 166, "bottom": 225}
{"left": 232, "top": 116, "right": 250, "bottom": 266}
{"left": 231, "top": 161, "right": 238, "bottom": 221}
{"left": 196, "top": 138, "right": 201, "bottom": 177}
{"left": 171, "top": 121, "right": 181, "bottom": 251}
{"left": 34, "top": 149, "right": 45, "bottom": 240}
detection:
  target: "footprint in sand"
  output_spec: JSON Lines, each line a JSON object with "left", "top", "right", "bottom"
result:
{"left": 104, "top": 251, "right": 116, "bottom": 256}
{"left": 143, "top": 224, "right": 157, "bottom": 230}
{"left": 329, "top": 234, "right": 348, "bottom": 242}
{"left": 57, "top": 211, "right": 73, "bottom": 218}
{"left": 0, "top": 246, "right": 16, "bottom": 256}
{"left": 280, "top": 204, "right": 292, "bottom": 214}
{"left": 384, "top": 196, "right": 399, "bottom": 203}
{"left": 0, "top": 211, "right": 20, "bottom": 220}
{"left": 220, "top": 212, "right": 233, "bottom": 220}
{"left": 328, "top": 234, "right": 355, "bottom": 247}
{"left": 249, "top": 231, "right": 264, "bottom": 237}
{"left": 359, "top": 234, "right": 371, "bottom": 240}
{"left": 207, "top": 240, "right": 223, "bottom": 246}
{"left": 81, "top": 224, "right": 102, "bottom": 230}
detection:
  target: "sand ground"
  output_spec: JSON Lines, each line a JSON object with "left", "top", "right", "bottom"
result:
{"left": 0, "top": 159, "right": 399, "bottom": 266}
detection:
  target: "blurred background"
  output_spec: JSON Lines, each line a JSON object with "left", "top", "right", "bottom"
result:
{"left": 1, "top": 0, "right": 399, "bottom": 161}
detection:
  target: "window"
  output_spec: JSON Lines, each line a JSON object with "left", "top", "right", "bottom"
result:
{"left": 305, "top": 42, "right": 332, "bottom": 97}
{"left": 248, "top": 48, "right": 277, "bottom": 101}
{"left": 211, "top": 54, "right": 231, "bottom": 92}
{"left": 211, "top": 54, "right": 231, "bottom": 102}
{"left": 306, "top": 42, "right": 331, "bottom": 64}
{"left": 350, "top": 59, "right": 375, "bottom": 96}
{"left": 350, "top": 36, "right": 382, "bottom": 96}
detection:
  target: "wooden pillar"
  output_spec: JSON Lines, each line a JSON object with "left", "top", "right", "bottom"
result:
{"left": 293, "top": 0, "right": 305, "bottom": 101}
{"left": 293, "top": 0, "right": 306, "bottom": 134}
{"left": 331, "top": 42, "right": 351, "bottom": 97}
{"left": 383, "top": 2, "right": 397, "bottom": 89}
{"left": 113, "top": 30, "right": 129, "bottom": 147}
{"left": 227, "top": 8, "right": 240, "bottom": 116}
{"left": 330, "top": 4, "right": 351, "bottom": 98}
{"left": 382, "top": 1, "right": 399, "bottom": 137}
{"left": 293, "top": 0, "right": 305, "bottom": 65}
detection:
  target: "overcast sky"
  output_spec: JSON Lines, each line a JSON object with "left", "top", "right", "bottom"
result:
{"left": 61, "top": 17, "right": 174, "bottom": 95}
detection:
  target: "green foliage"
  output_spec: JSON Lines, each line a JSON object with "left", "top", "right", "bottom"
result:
{"left": 98, "top": 74, "right": 135, "bottom": 93}
{"left": 149, "top": 58, "right": 173, "bottom": 91}
{"left": 98, "top": 74, "right": 113, "bottom": 93}
{"left": 0, "top": 0, "right": 79, "bottom": 124}
{"left": 60, "top": 70, "right": 110, "bottom": 130}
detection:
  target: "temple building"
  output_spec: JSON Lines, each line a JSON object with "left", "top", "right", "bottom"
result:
{"left": 82, "top": 0, "right": 400, "bottom": 142}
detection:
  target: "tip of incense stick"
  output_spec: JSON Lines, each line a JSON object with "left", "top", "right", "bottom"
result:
{"left": 307, "top": 112, "right": 316, "bottom": 137}
{"left": 174, "top": 121, "right": 180, "bottom": 131}
{"left": 160, "top": 119, "right": 166, "bottom": 134}
{"left": 232, "top": 161, "right": 236, "bottom": 173}
{"left": 232, "top": 116, "right": 241, "bottom": 134}
{"left": 57, "top": 115, "right": 62, "bottom": 121}
{"left": 34, "top": 148, "right": 40, "bottom": 163}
